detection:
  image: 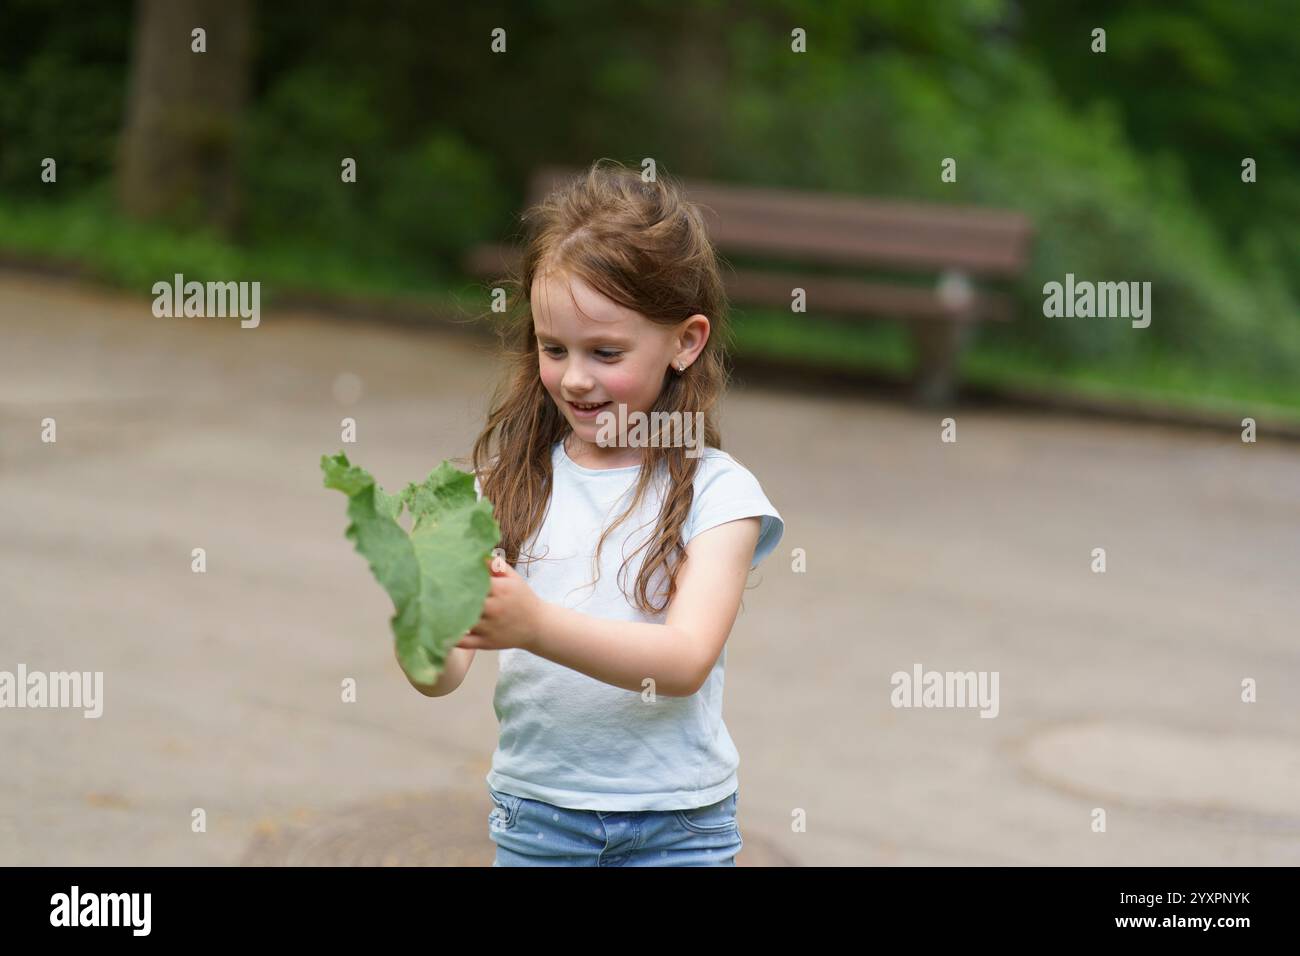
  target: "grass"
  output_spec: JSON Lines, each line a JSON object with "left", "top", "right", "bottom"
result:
{"left": 3, "top": 194, "right": 1298, "bottom": 423}
{"left": 724, "top": 309, "right": 1300, "bottom": 422}
{"left": 0, "top": 192, "right": 452, "bottom": 301}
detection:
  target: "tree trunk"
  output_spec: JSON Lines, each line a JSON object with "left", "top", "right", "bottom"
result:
{"left": 116, "top": 0, "right": 252, "bottom": 236}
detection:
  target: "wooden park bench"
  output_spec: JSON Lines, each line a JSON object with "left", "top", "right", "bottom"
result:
{"left": 464, "top": 167, "right": 1035, "bottom": 404}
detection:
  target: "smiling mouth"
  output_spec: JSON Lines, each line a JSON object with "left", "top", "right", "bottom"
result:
{"left": 567, "top": 400, "right": 611, "bottom": 411}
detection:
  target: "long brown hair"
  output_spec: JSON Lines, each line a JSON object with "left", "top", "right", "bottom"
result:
{"left": 466, "top": 159, "right": 733, "bottom": 614}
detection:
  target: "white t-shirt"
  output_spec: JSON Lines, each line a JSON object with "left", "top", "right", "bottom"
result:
{"left": 476, "top": 439, "right": 783, "bottom": 811}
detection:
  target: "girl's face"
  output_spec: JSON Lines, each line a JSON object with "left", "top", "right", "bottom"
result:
{"left": 531, "top": 270, "right": 706, "bottom": 462}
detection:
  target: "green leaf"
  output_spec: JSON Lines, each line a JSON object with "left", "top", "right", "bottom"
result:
{"left": 321, "top": 451, "right": 500, "bottom": 685}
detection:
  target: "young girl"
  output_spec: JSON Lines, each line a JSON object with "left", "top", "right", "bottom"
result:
{"left": 408, "top": 160, "right": 783, "bottom": 867}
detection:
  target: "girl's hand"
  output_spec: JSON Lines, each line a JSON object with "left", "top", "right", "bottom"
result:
{"left": 457, "top": 554, "right": 543, "bottom": 652}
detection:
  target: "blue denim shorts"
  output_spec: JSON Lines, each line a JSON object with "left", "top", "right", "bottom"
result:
{"left": 487, "top": 785, "right": 742, "bottom": 867}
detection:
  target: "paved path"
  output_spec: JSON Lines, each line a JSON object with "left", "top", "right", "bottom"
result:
{"left": 2, "top": 272, "right": 1298, "bottom": 865}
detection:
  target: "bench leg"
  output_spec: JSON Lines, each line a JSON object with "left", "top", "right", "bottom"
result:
{"left": 909, "top": 320, "right": 972, "bottom": 406}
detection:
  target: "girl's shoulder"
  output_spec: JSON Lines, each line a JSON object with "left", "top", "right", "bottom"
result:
{"left": 688, "top": 446, "right": 769, "bottom": 496}
{"left": 690, "top": 446, "right": 761, "bottom": 483}
{"left": 695, "top": 445, "right": 738, "bottom": 464}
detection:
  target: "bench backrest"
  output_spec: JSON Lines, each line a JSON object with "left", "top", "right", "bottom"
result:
{"left": 526, "top": 166, "right": 1034, "bottom": 279}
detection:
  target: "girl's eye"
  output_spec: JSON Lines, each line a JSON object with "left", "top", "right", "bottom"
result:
{"left": 540, "top": 345, "right": 622, "bottom": 361}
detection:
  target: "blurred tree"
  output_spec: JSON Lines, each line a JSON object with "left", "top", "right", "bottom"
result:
{"left": 116, "top": 0, "right": 251, "bottom": 235}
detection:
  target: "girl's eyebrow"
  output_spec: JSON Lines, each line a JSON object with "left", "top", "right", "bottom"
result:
{"left": 537, "top": 332, "right": 634, "bottom": 347}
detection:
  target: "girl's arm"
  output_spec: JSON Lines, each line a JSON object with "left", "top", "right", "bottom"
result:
{"left": 398, "top": 641, "right": 475, "bottom": 697}
{"left": 529, "top": 517, "right": 761, "bottom": 697}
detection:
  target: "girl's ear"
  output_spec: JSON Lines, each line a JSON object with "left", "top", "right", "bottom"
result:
{"left": 677, "top": 313, "right": 710, "bottom": 361}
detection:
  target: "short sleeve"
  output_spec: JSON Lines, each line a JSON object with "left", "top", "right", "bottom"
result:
{"left": 682, "top": 453, "right": 784, "bottom": 569}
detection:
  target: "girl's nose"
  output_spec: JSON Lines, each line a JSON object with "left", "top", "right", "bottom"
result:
{"left": 562, "top": 361, "right": 595, "bottom": 391}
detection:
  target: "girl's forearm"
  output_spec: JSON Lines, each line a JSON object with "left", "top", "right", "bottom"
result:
{"left": 530, "top": 602, "right": 702, "bottom": 697}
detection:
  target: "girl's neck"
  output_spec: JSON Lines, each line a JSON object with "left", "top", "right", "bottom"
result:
{"left": 564, "top": 433, "right": 643, "bottom": 470}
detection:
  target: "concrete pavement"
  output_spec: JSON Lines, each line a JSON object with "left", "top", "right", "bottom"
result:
{"left": 2, "top": 271, "right": 1298, "bottom": 865}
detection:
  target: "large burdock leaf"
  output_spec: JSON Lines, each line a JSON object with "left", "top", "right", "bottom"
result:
{"left": 321, "top": 452, "right": 500, "bottom": 685}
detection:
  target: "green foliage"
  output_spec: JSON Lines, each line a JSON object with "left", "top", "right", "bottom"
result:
{"left": 321, "top": 453, "right": 501, "bottom": 686}
{"left": 375, "top": 133, "right": 506, "bottom": 265}
{"left": 0, "top": 0, "right": 129, "bottom": 196}
{"left": 241, "top": 68, "right": 506, "bottom": 275}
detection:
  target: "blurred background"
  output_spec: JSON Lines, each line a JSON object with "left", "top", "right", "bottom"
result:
{"left": 3, "top": 0, "right": 1300, "bottom": 410}
{"left": 1, "top": 0, "right": 1298, "bottom": 867}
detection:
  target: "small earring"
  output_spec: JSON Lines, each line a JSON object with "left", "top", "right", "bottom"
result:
{"left": 677, "top": 362, "right": 686, "bottom": 373}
